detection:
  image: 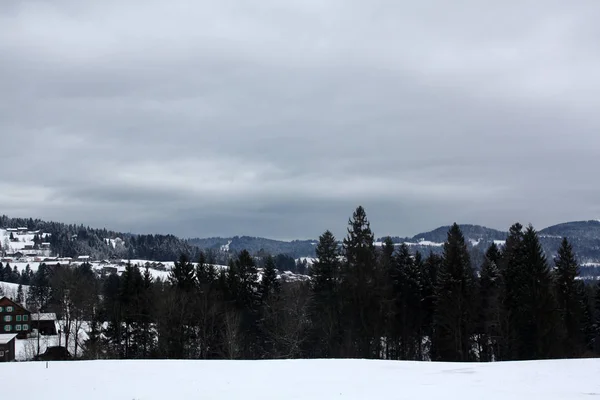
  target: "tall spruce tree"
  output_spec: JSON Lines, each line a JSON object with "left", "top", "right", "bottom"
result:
{"left": 340, "top": 206, "right": 380, "bottom": 358}
{"left": 432, "top": 223, "right": 476, "bottom": 361}
{"left": 553, "top": 237, "right": 584, "bottom": 357}
{"left": 498, "top": 223, "right": 525, "bottom": 360}
{"left": 421, "top": 252, "right": 441, "bottom": 359}
{"left": 390, "top": 243, "right": 421, "bottom": 360}
{"left": 379, "top": 237, "right": 396, "bottom": 360}
{"left": 478, "top": 243, "right": 502, "bottom": 361}
{"left": 517, "top": 225, "right": 561, "bottom": 359}
{"left": 309, "top": 230, "right": 342, "bottom": 358}
{"left": 594, "top": 282, "right": 600, "bottom": 354}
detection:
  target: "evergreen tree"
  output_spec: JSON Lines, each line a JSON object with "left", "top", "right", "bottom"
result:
{"left": 308, "top": 230, "right": 342, "bottom": 358}
{"left": 432, "top": 223, "right": 476, "bottom": 361}
{"left": 421, "top": 252, "right": 441, "bottom": 359}
{"left": 553, "top": 238, "right": 584, "bottom": 357}
{"left": 389, "top": 243, "right": 421, "bottom": 360}
{"left": 260, "top": 256, "right": 280, "bottom": 302}
{"left": 340, "top": 206, "right": 381, "bottom": 358}
{"left": 498, "top": 222, "right": 525, "bottom": 360}
{"left": 16, "top": 284, "right": 24, "bottom": 304}
{"left": 517, "top": 225, "right": 561, "bottom": 359}
{"left": 169, "top": 254, "right": 195, "bottom": 292}
{"left": 477, "top": 243, "right": 502, "bottom": 361}
{"left": 594, "top": 282, "right": 600, "bottom": 354}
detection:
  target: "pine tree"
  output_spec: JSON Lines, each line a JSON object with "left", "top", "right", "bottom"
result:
{"left": 389, "top": 243, "right": 421, "bottom": 360}
{"left": 340, "top": 206, "right": 380, "bottom": 358}
{"left": 309, "top": 230, "right": 342, "bottom": 357}
{"left": 169, "top": 254, "right": 195, "bottom": 292}
{"left": 594, "top": 282, "right": 600, "bottom": 355}
{"left": 518, "top": 225, "right": 561, "bottom": 359}
{"left": 477, "top": 243, "right": 501, "bottom": 361}
{"left": 553, "top": 237, "right": 584, "bottom": 357}
{"left": 498, "top": 222, "right": 525, "bottom": 360}
{"left": 421, "top": 252, "right": 441, "bottom": 359}
{"left": 260, "top": 256, "right": 280, "bottom": 302}
{"left": 16, "top": 284, "right": 24, "bottom": 304}
{"left": 432, "top": 223, "right": 476, "bottom": 361}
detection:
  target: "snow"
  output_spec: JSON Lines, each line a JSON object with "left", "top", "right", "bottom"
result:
{"left": 493, "top": 240, "right": 506, "bottom": 246}
{"left": 31, "top": 313, "right": 56, "bottom": 321}
{"left": 296, "top": 257, "right": 316, "bottom": 266}
{"left": 1, "top": 358, "right": 599, "bottom": 399}
{"left": 220, "top": 240, "right": 232, "bottom": 252}
{"left": 469, "top": 238, "right": 482, "bottom": 247}
{"left": 407, "top": 240, "right": 444, "bottom": 247}
{"left": 0, "top": 281, "right": 30, "bottom": 303}
{"left": 373, "top": 240, "right": 444, "bottom": 247}
{"left": 0, "top": 228, "right": 51, "bottom": 256}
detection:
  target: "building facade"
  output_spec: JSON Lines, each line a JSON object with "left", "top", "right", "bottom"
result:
{"left": 0, "top": 297, "right": 32, "bottom": 339}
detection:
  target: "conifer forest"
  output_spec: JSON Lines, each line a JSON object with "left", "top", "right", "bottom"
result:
{"left": 3, "top": 206, "right": 600, "bottom": 362}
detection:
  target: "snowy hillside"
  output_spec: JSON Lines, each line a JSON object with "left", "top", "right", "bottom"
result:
{"left": 0, "top": 228, "right": 51, "bottom": 257}
{"left": 1, "top": 358, "right": 599, "bottom": 399}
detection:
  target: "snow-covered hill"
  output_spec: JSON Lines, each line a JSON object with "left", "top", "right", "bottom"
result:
{"left": 1, "top": 358, "right": 598, "bottom": 399}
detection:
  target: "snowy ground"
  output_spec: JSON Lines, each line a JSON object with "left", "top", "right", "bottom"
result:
{"left": 1, "top": 358, "right": 599, "bottom": 399}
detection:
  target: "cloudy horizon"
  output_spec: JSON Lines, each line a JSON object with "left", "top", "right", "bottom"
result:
{"left": 2, "top": 1, "right": 600, "bottom": 240}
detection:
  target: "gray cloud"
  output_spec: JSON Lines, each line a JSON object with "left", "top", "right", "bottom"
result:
{"left": 2, "top": 0, "right": 600, "bottom": 239}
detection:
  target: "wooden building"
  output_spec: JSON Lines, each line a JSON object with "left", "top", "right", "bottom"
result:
{"left": 0, "top": 333, "right": 17, "bottom": 362}
{"left": 31, "top": 313, "right": 58, "bottom": 336}
{"left": 0, "top": 297, "right": 32, "bottom": 339}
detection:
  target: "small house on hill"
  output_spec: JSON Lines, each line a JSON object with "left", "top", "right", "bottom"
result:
{"left": 0, "top": 333, "right": 17, "bottom": 362}
{"left": 0, "top": 297, "right": 32, "bottom": 339}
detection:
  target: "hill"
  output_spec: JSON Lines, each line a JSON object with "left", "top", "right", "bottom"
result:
{"left": 187, "top": 236, "right": 318, "bottom": 258}
{"left": 1, "top": 358, "right": 598, "bottom": 399}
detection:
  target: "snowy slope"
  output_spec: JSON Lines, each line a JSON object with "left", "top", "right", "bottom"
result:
{"left": 1, "top": 358, "right": 599, "bottom": 399}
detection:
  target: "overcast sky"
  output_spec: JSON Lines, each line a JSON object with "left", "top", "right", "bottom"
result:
{"left": 2, "top": 1, "right": 600, "bottom": 240}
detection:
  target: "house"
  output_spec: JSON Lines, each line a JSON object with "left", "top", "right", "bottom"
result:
{"left": 0, "top": 297, "right": 31, "bottom": 339}
{"left": 31, "top": 313, "right": 57, "bottom": 336}
{"left": 0, "top": 333, "right": 17, "bottom": 362}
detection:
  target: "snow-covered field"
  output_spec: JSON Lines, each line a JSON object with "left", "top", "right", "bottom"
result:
{"left": 1, "top": 358, "right": 599, "bottom": 399}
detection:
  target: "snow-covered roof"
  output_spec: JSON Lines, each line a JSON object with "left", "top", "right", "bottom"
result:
{"left": 0, "top": 333, "right": 18, "bottom": 344}
{"left": 31, "top": 313, "right": 56, "bottom": 321}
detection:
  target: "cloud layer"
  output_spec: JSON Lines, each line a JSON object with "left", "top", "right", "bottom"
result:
{"left": 2, "top": 0, "right": 600, "bottom": 239}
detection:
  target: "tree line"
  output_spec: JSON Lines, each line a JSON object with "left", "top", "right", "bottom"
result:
{"left": 4, "top": 206, "right": 600, "bottom": 361}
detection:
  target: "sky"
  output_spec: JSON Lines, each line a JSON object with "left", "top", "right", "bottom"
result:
{"left": 2, "top": 1, "right": 600, "bottom": 240}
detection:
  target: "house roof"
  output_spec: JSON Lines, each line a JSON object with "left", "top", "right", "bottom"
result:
{"left": 0, "top": 296, "right": 29, "bottom": 312}
{"left": 31, "top": 313, "right": 56, "bottom": 321}
{"left": 0, "top": 333, "right": 18, "bottom": 345}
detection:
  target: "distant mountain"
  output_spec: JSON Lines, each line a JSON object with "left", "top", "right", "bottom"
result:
{"left": 537, "top": 220, "right": 600, "bottom": 278}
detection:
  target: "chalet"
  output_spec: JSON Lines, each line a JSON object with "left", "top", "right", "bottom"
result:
{"left": 0, "top": 297, "right": 31, "bottom": 339}
{"left": 0, "top": 333, "right": 17, "bottom": 362}
{"left": 31, "top": 313, "right": 57, "bottom": 336}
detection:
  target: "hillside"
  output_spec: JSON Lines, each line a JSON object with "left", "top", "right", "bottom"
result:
{"left": 2, "top": 359, "right": 599, "bottom": 399}
{"left": 188, "top": 236, "right": 318, "bottom": 258}
{"left": 3, "top": 214, "right": 600, "bottom": 278}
